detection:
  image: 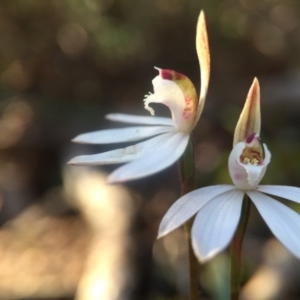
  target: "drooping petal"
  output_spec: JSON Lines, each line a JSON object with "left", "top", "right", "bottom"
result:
{"left": 106, "top": 113, "right": 173, "bottom": 126}
{"left": 158, "top": 185, "right": 235, "bottom": 238}
{"left": 233, "top": 78, "right": 261, "bottom": 146}
{"left": 247, "top": 191, "right": 300, "bottom": 260}
{"left": 258, "top": 185, "right": 300, "bottom": 204}
{"left": 144, "top": 69, "right": 198, "bottom": 133}
{"left": 68, "top": 131, "right": 177, "bottom": 165}
{"left": 229, "top": 142, "right": 271, "bottom": 190}
{"left": 72, "top": 125, "right": 173, "bottom": 144}
{"left": 195, "top": 10, "right": 210, "bottom": 122}
{"left": 108, "top": 132, "right": 189, "bottom": 183}
{"left": 192, "top": 189, "right": 244, "bottom": 262}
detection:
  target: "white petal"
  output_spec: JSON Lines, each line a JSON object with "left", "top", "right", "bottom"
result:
{"left": 108, "top": 132, "right": 189, "bottom": 183}
{"left": 247, "top": 191, "right": 300, "bottom": 260}
{"left": 68, "top": 132, "right": 177, "bottom": 165}
{"left": 72, "top": 126, "right": 173, "bottom": 144}
{"left": 106, "top": 113, "right": 173, "bottom": 126}
{"left": 158, "top": 185, "right": 235, "bottom": 238}
{"left": 258, "top": 185, "right": 300, "bottom": 204}
{"left": 228, "top": 142, "right": 271, "bottom": 190}
{"left": 192, "top": 189, "right": 244, "bottom": 262}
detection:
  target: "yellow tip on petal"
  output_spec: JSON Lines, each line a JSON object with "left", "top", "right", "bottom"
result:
{"left": 233, "top": 78, "right": 261, "bottom": 146}
{"left": 196, "top": 10, "right": 211, "bottom": 121}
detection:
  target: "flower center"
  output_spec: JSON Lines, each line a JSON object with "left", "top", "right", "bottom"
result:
{"left": 240, "top": 133, "right": 264, "bottom": 165}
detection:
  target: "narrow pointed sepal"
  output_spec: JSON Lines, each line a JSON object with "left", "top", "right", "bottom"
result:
{"left": 105, "top": 113, "right": 173, "bottom": 126}
{"left": 258, "top": 185, "right": 300, "bottom": 204}
{"left": 195, "top": 10, "right": 210, "bottom": 121}
{"left": 108, "top": 132, "right": 189, "bottom": 183}
{"left": 72, "top": 126, "right": 173, "bottom": 144}
{"left": 68, "top": 132, "right": 178, "bottom": 166}
{"left": 158, "top": 185, "right": 235, "bottom": 238}
{"left": 247, "top": 191, "right": 300, "bottom": 260}
{"left": 233, "top": 78, "right": 261, "bottom": 146}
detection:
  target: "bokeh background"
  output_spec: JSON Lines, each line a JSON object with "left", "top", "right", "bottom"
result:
{"left": 1, "top": 0, "right": 300, "bottom": 299}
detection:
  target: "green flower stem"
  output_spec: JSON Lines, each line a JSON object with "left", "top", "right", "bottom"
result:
{"left": 230, "top": 196, "right": 251, "bottom": 300}
{"left": 184, "top": 217, "right": 199, "bottom": 300}
{"left": 180, "top": 138, "right": 199, "bottom": 300}
{"left": 180, "top": 138, "right": 195, "bottom": 191}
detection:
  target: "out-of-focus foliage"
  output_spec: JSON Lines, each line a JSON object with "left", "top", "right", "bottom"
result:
{"left": 1, "top": 0, "right": 300, "bottom": 299}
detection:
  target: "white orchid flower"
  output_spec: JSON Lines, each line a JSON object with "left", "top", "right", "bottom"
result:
{"left": 68, "top": 11, "right": 210, "bottom": 183}
{"left": 158, "top": 78, "right": 300, "bottom": 262}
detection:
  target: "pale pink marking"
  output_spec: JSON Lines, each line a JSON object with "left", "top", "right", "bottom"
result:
{"left": 182, "top": 95, "right": 194, "bottom": 120}
{"left": 234, "top": 173, "right": 244, "bottom": 180}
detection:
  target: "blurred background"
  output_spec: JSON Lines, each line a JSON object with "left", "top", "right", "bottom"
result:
{"left": 1, "top": 0, "right": 300, "bottom": 299}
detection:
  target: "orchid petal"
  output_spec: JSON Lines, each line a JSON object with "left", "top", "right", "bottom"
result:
{"left": 68, "top": 131, "right": 177, "bottom": 166}
{"left": 158, "top": 185, "right": 235, "bottom": 238}
{"left": 72, "top": 126, "right": 173, "bottom": 144}
{"left": 192, "top": 189, "right": 244, "bottom": 262}
{"left": 247, "top": 191, "right": 300, "bottom": 260}
{"left": 229, "top": 142, "right": 271, "bottom": 190}
{"left": 233, "top": 78, "right": 261, "bottom": 146}
{"left": 258, "top": 185, "right": 300, "bottom": 204}
{"left": 195, "top": 11, "right": 210, "bottom": 122}
{"left": 108, "top": 132, "right": 189, "bottom": 183}
{"left": 106, "top": 113, "right": 173, "bottom": 126}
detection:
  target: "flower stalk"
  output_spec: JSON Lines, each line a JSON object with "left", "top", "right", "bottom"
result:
{"left": 184, "top": 219, "right": 199, "bottom": 300}
{"left": 230, "top": 196, "right": 251, "bottom": 300}
{"left": 180, "top": 138, "right": 195, "bottom": 194}
{"left": 180, "top": 138, "right": 199, "bottom": 300}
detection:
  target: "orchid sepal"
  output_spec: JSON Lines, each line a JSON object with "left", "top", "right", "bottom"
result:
{"left": 195, "top": 11, "right": 210, "bottom": 122}
{"left": 233, "top": 78, "right": 261, "bottom": 146}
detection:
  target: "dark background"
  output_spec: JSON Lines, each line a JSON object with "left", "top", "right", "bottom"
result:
{"left": 0, "top": 0, "right": 300, "bottom": 299}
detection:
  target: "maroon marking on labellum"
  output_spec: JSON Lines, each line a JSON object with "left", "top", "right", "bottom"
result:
{"left": 160, "top": 70, "right": 173, "bottom": 80}
{"left": 182, "top": 95, "right": 194, "bottom": 120}
{"left": 183, "top": 113, "right": 191, "bottom": 120}
{"left": 185, "top": 95, "right": 191, "bottom": 103}
{"left": 234, "top": 173, "right": 244, "bottom": 180}
{"left": 183, "top": 109, "right": 192, "bottom": 120}
{"left": 246, "top": 133, "right": 257, "bottom": 144}
{"left": 160, "top": 69, "right": 185, "bottom": 81}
